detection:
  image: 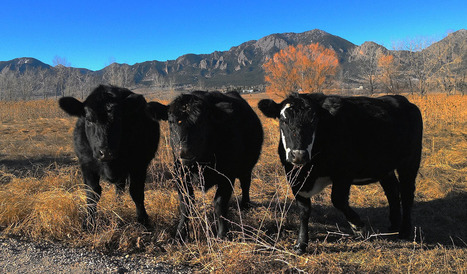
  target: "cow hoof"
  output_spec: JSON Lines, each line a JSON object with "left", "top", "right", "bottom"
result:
{"left": 82, "top": 219, "right": 97, "bottom": 232}
{"left": 398, "top": 229, "right": 411, "bottom": 240}
{"left": 175, "top": 228, "right": 189, "bottom": 243}
{"left": 293, "top": 243, "right": 307, "bottom": 255}
{"left": 388, "top": 225, "right": 400, "bottom": 233}
{"left": 174, "top": 236, "right": 184, "bottom": 245}
{"left": 216, "top": 228, "right": 228, "bottom": 239}
{"left": 349, "top": 223, "right": 367, "bottom": 238}
{"left": 397, "top": 222, "right": 414, "bottom": 240}
{"left": 137, "top": 216, "right": 151, "bottom": 229}
{"left": 140, "top": 220, "right": 153, "bottom": 231}
{"left": 240, "top": 201, "right": 254, "bottom": 210}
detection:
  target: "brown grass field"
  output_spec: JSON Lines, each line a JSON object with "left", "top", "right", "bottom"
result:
{"left": 0, "top": 93, "right": 466, "bottom": 272}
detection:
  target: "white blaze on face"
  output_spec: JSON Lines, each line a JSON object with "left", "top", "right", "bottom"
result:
{"left": 306, "top": 131, "right": 316, "bottom": 160}
{"left": 280, "top": 103, "right": 291, "bottom": 119}
{"left": 298, "top": 177, "right": 332, "bottom": 198}
{"left": 281, "top": 129, "right": 291, "bottom": 161}
{"left": 280, "top": 104, "right": 292, "bottom": 160}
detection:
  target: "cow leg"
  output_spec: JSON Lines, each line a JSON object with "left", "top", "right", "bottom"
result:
{"left": 239, "top": 172, "right": 252, "bottom": 209}
{"left": 379, "top": 172, "right": 401, "bottom": 232}
{"left": 331, "top": 182, "right": 365, "bottom": 233}
{"left": 294, "top": 194, "right": 311, "bottom": 255}
{"left": 81, "top": 165, "right": 101, "bottom": 230}
{"left": 115, "top": 179, "right": 126, "bottom": 197}
{"left": 175, "top": 177, "right": 195, "bottom": 241}
{"left": 129, "top": 167, "right": 149, "bottom": 227}
{"left": 213, "top": 180, "right": 234, "bottom": 238}
{"left": 397, "top": 167, "right": 417, "bottom": 239}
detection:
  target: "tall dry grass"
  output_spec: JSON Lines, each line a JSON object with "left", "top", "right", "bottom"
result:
{"left": 0, "top": 94, "right": 466, "bottom": 272}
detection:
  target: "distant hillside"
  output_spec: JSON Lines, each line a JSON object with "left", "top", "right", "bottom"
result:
{"left": 0, "top": 58, "right": 52, "bottom": 72}
{"left": 424, "top": 29, "right": 467, "bottom": 74}
{"left": 0, "top": 29, "right": 466, "bottom": 99}
{"left": 122, "top": 29, "right": 356, "bottom": 87}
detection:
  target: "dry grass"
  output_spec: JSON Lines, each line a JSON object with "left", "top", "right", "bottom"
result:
{"left": 0, "top": 94, "right": 466, "bottom": 272}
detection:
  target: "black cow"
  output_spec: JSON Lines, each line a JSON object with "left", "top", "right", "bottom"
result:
{"left": 151, "top": 90, "right": 263, "bottom": 239}
{"left": 59, "top": 85, "right": 163, "bottom": 228}
{"left": 258, "top": 93, "right": 423, "bottom": 254}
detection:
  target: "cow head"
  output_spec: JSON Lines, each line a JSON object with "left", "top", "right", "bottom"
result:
{"left": 59, "top": 85, "right": 147, "bottom": 162}
{"left": 258, "top": 93, "right": 323, "bottom": 165}
{"left": 149, "top": 92, "right": 233, "bottom": 166}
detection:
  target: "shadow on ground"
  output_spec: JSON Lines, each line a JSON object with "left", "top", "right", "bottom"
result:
{"left": 242, "top": 191, "right": 467, "bottom": 247}
{"left": 0, "top": 155, "right": 76, "bottom": 180}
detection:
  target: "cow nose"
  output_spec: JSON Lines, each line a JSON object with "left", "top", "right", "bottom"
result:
{"left": 291, "top": 150, "right": 308, "bottom": 165}
{"left": 98, "top": 149, "right": 113, "bottom": 162}
{"left": 179, "top": 147, "right": 195, "bottom": 162}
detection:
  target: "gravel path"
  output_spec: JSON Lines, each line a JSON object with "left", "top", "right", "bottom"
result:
{"left": 0, "top": 237, "right": 190, "bottom": 273}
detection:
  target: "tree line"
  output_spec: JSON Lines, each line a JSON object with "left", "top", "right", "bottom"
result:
{"left": 1, "top": 36, "right": 465, "bottom": 100}
{"left": 0, "top": 57, "right": 138, "bottom": 101}
{"left": 264, "top": 37, "right": 466, "bottom": 97}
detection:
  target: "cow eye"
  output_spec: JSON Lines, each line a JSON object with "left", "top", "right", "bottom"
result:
{"left": 85, "top": 114, "right": 97, "bottom": 124}
{"left": 169, "top": 119, "right": 182, "bottom": 125}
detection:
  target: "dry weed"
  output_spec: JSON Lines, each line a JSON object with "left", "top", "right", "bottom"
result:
{"left": 0, "top": 94, "right": 466, "bottom": 272}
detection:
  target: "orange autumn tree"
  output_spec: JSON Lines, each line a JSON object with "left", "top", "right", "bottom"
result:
{"left": 264, "top": 43, "right": 339, "bottom": 96}
{"left": 378, "top": 54, "right": 399, "bottom": 93}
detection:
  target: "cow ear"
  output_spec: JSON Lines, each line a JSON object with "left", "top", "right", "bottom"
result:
{"left": 59, "top": 97, "right": 84, "bottom": 117}
{"left": 258, "top": 99, "right": 280, "bottom": 118}
{"left": 124, "top": 94, "right": 147, "bottom": 113}
{"left": 146, "top": 101, "right": 168, "bottom": 121}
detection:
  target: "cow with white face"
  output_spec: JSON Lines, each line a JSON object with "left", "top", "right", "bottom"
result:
{"left": 259, "top": 92, "right": 423, "bottom": 254}
{"left": 278, "top": 100, "right": 319, "bottom": 165}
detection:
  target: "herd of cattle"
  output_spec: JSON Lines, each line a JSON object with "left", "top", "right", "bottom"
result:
{"left": 58, "top": 85, "right": 423, "bottom": 254}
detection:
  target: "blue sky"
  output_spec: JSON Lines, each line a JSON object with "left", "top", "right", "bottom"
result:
{"left": 1, "top": 0, "right": 465, "bottom": 71}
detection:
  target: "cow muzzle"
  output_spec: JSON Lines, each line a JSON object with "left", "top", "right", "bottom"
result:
{"left": 290, "top": 150, "right": 309, "bottom": 165}
{"left": 178, "top": 147, "right": 196, "bottom": 166}
{"left": 179, "top": 157, "right": 196, "bottom": 166}
{"left": 97, "top": 149, "right": 115, "bottom": 162}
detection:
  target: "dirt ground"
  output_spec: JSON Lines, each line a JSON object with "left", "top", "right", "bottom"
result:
{"left": 0, "top": 237, "right": 190, "bottom": 273}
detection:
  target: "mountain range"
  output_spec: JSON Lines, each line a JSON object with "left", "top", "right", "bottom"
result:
{"left": 1, "top": 28, "right": 466, "bottom": 97}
